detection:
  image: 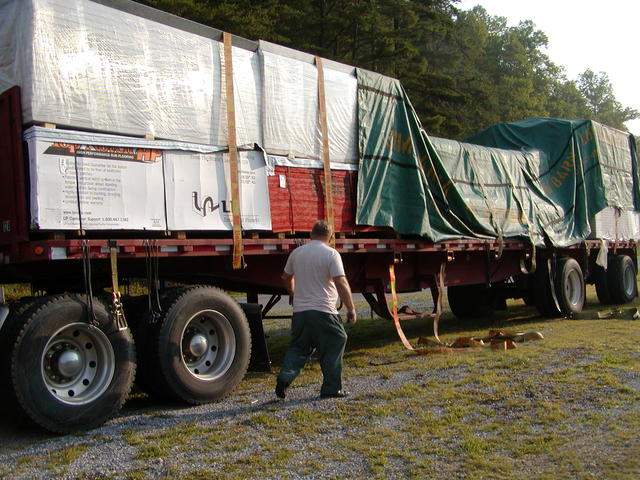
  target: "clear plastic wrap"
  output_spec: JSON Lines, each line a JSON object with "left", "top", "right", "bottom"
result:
{"left": 261, "top": 51, "right": 358, "bottom": 162}
{"left": 0, "top": 0, "right": 262, "bottom": 146}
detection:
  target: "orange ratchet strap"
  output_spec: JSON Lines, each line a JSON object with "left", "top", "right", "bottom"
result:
{"left": 315, "top": 56, "right": 335, "bottom": 246}
{"left": 389, "top": 263, "right": 467, "bottom": 355}
{"left": 223, "top": 32, "right": 244, "bottom": 270}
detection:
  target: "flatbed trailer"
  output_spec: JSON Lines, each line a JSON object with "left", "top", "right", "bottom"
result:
{"left": 1, "top": 7, "right": 638, "bottom": 434}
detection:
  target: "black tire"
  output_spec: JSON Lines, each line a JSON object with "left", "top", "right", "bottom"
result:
{"left": 156, "top": 286, "right": 251, "bottom": 404}
{"left": 447, "top": 284, "right": 495, "bottom": 319}
{"left": 522, "top": 291, "right": 536, "bottom": 307}
{"left": 533, "top": 259, "right": 562, "bottom": 318}
{"left": 594, "top": 265, "right": 613, "bottom": 305}
{"left": 127, "top": 288, "right": 188, "bottom": 398}
{"left": 608, "top": 255, "right": 637, "bottom": 304}
{"left": 0, "top": 297, "right": 47, "bottom": 416}
{"left": 554, "top": 257, "right": 585, "bottom": 316}
{"left": 9, "top": 295, "right": 136, "bottom": 433}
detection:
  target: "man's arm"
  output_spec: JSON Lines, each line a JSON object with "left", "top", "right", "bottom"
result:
{"left": 334, "top": 275, "right": 357, "bottom": 324}
{"left": 282, "top": 272, "right": 295, "bottom": 301}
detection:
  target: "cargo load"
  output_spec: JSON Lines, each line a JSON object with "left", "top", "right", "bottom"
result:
{"left": 2, "top": 0, "right": 638, "bottom": 244}
{"left": 467, "top": 119, "right": 640, "bottom": 242}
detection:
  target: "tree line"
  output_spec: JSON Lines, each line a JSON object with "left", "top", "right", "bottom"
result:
{"left": 134, "top": 0, "right": 638, "bottom": 139}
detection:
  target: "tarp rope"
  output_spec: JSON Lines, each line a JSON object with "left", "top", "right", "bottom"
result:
{"left": 223, "top": 32, "right": 244, "bottom": 269}
{"left": 315, "top": 56, "right": 335, "bottom": 245}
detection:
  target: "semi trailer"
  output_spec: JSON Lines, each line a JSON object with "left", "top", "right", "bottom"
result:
{"left": 0, "top": 0, "right": 637, "bottom": 433}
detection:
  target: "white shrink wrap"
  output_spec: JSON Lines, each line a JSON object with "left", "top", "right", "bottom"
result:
{"left": 589, "top": 207, "right": 640, "bottom": 241}
{"left": 25, "top": 127, "right": 168, "bottom": 231}
{"left": 23, "top": 126, "right": 272, "bottom": 231}
{"left": 261, "top": 51, "right": 358, "bottom": 163}
{"left": 261, "top": 51, "right": 319, "bottom": 159}
{"left": 324, "top": 67, "right": 358, "bottom": 163}
{"left": 164, "top": 150, "right": 272, "bottom": 231}
{"left": 0, "top": 0, "right": 262, "bottom": 146}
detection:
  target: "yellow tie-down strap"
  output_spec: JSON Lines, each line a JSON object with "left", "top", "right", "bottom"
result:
{"left": 388, "top": 264, "right": 544, "bottom": 354}
{"left": 223, "top": 32, "right": 244, "bottom": 270}
{"left": 315, "top": 56, "right": 335, "bottom": 246}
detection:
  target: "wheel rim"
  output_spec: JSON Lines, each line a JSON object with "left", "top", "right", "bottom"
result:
{"left": 180, "top": 309, "right": 236, "bottom": 382}
{"left": 565, "top": 269, "right": 583, "bottom": 307}
{"left": 41, "top": 323, "right": 115, "bottom": 406}
{"left": 623, "top": 264, "right": 636, "bottom": 297}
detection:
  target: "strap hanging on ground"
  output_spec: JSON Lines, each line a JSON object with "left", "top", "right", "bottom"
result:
{"left": 315, "top": 56, "right": 335, "bottom": 245}
{"left": 223, "top": 32, "right": 244, "bottom": 269}
{"left": 388, "top": 263, "right": 450, "bottom": 354}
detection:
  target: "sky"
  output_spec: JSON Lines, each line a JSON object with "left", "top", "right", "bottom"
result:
{"left": 457, "top": 0, "right": 640, "bottom": 135}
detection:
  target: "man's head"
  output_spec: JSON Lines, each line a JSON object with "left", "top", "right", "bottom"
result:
{"left": 310, "top": 220, "right": 333, "bottom": 243}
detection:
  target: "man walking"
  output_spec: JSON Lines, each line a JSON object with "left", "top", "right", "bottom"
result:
{"left": 275, "top": 220, "right": 356, "bottom": 399}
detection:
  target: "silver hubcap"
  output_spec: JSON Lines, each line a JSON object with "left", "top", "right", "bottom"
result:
{"left": 41, "top": 323, "right": 115, "bottom": 405}
{"left": 189, "top": 333, "right": 209, "bottom": 357}
{"left": 566, "top": 269, "right": 582, "bottom": 306}
{"left": 57, "top": 350, "right": 83, "bottom": 378}
{"left": 181, "top": 310, "right": 236, "bottom": 381}
{"left": 623, "top": 265, "right": 636, "bottom": 297}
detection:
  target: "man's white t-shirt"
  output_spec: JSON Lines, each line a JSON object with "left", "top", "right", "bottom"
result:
{"left": 284, "top": 240, "right": 346, "bottom": 314}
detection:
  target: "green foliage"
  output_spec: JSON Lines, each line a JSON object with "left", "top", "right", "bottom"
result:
{"left": 578, "top": 69, "right": 640, "bottom": 130}
{"left": 132, "top": 0, "right": 638, "bottom": 138}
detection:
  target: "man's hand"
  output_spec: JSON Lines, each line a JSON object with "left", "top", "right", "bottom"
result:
{"left": 334, "top": 275, "right": 356, "bottom": 324}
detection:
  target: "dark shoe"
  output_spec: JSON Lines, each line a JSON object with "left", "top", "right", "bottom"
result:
{"left": 275, "top": 379, "right": 290, "bottom": 399}
{"left": 320, "top": 390, "right": 348, "bottom": 399}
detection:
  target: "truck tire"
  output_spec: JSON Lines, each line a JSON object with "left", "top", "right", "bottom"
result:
{"left": 447, "top": 284, "right": 495, "bottom": 319}
{"left": 150, "top": 286, "right": 251, "bottom": 404}
{"left": 9, "top": 295, "right": 136, "bottom": 433}
{"left": 607, "top": 255, "right": 637, "bottom": 304}
{"left": 0, "top": 297, "right": 46, "bottom": 416}
{"left": 126, "top": 288, "right": 187, "bottom": 398}
{"left": 554, "top": 257, "right": 585, "bottom": 316}
{"left": 594, "top": 265, "right": 613, "bottom": 305}
{"left": 533, "top": 259, "right": 561, "bottom": 318}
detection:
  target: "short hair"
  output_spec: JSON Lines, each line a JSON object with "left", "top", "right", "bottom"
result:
{"left": 311, "top": 220, "right": 333, "bottom": 238}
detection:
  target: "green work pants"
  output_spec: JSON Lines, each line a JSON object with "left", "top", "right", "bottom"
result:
{"left": 277, "top": 310, "right": 347, "bottom": 395}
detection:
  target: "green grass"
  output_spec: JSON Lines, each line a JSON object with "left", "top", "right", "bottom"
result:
{"left": 2, "top": 284, "right": 639, "bottom": 480}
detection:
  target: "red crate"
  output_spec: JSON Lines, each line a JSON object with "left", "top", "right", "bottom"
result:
{"left": 267, "top": 166, "right": 358, "bottom": 233}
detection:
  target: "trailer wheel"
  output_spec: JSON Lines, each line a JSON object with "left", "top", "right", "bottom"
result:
{"left": 447, "top": 284, "right": 495, "bottom": 319}
{"left": 554, "top": 257, "right": 585, "bottom": 316}
{"left": 607, "top": 255, "right": 637, "bottom": 304}
{"left": 0, "top": 297, "right": 47, "bottom": 416}
{"left": 594, "top": 265, "right": 613, "bottom": 305}
{"left": 153, "top": 286, "right": 251, "bottom": 404}
{"left": 9, "top": 295, "right": 135, "bottom": 433}
{"left": 533, "top": 259, "right": 561, "bottom": 318}
{"left": 126, "top": 288, "right": 187, "bottom": 398}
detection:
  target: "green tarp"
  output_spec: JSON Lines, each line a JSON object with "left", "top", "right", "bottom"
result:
{"left": 467, "top": 119, "right": 640, "bottom": 237}
{"left": 355, "top": 69, "right": 640, "bottom": 246}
